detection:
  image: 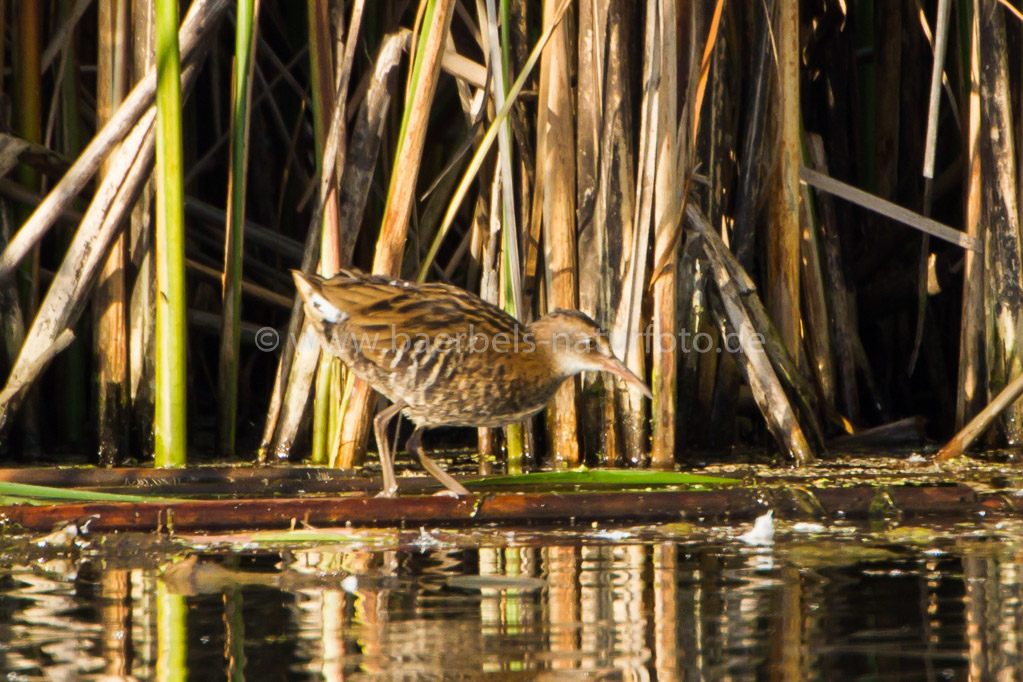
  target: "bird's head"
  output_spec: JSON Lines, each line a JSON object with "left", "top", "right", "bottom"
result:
{"left": 528, "top": 310, "right": 652, "bottom": 398}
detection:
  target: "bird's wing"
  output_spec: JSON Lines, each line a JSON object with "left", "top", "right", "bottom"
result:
{"left": 312, "top": 272, "right": 519, "bottom": 372}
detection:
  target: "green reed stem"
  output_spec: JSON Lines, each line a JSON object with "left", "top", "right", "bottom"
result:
{"left": 305, "top": 0, "right": 339, "bottom": 464}
{"left": 217, "top": 0, "right": 260, "bottom": 456}
{"left": 156, "top": 582, "right": 187, "bottom": 681}
{"left": 154, "top": 0, "right": 187, "bottom": 467}
{"left": 492, "top": 0, "right": 524, "bottom": 472}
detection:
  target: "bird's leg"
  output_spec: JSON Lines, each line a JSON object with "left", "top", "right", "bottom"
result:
{"left": 406, "top": 426, "right": 471, "bottom": 497}
{"left": 373, "top": 401, "right": 405, "bottom": 497}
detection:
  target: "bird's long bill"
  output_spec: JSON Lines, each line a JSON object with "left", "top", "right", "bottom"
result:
{"left": 597, "top": 355, "right": 653, "bottom": 399}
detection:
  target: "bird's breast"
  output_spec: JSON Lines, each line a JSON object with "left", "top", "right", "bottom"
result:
{"left": 319, "top": 319, "right": 565, "bottom": 428}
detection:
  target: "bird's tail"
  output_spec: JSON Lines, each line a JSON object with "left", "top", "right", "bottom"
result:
{"left": 291, "top": 271, "right": 344, "bottom": 325}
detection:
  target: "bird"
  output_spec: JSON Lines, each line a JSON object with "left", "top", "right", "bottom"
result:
{"left": 292, "top": 268, "right": 652, "bottom": 497}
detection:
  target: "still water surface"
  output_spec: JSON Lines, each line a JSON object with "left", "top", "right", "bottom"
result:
{"left": 0, "top": 516, "right": 1018, "bottom": 679}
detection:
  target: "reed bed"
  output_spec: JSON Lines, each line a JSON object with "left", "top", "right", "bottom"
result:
{"left": 0, "top": 0, "right": 1015, "bottom": 470}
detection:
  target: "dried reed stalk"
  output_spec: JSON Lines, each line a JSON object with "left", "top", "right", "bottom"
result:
{"left": 687, "top": 205, "right": 815, "bottom": 465}
{"left": 798, "top": 185, "right": 835, "bottom": 408}
{"left": 260, "top": 31, "right": 406, "bottom": 464}
{"left": 650, "top": 0, "right": 680, "bottom": 468}
{"left": 956, "top": 0, "right": 984, "bottom": 430}
{"left": 334, "top": 0, "right": 456, "bottom": 469}
{"left": 0, "top": 55, "right": 206, "bottom": 438}
{"left": 978, "top": 0, "right": 1023, "bottom": 443}
{"left": 95, "top": 0, "right": 132, "bottom": 464}
{"left": 534, "top": 0, "right": 578, "bottom": 466}
{"left": 128, "top": 0, "right": 156, "bottom": 457}
{"left": 804, "top": 135, "right": 858, "bottom": 424}
{"left": 577, "top": 2, "right": 633, "bottom": 464}
{"left": 766, "top": 0, "right": 801, "bottom": 361}
{"left": 0, "top": 0, "right": 231, "bottom": 283}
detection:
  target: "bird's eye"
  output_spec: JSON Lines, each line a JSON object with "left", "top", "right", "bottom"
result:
{"left": 583, "top": 338, "right": 598, "bottom": 352}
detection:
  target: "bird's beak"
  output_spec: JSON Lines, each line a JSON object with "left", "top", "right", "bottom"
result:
{"left": 596, "top": 355, "right": 653, "bottom": 399}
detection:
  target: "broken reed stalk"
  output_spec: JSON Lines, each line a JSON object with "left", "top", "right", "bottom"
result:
{"left": 0, "top": 330, "right": 75, "bottom": 412}
{"left": 707, "top": 226, "right": 828, "bottom": 451}
{"left": 0, "top": 0, "right": 231, "bottom": 284}
{"left": 260, "top": 31, "right": 404, "bottom": 464}
{"left": 799, "top": 167, "right": 980, "bottom": 251}
{"left": 0, "top": 100, "right": 158, "bottom": 434}
{"left": 334, "top": 0, "right": 456, "bottom": 469}
{"left": 216, "top": 0, "right": 261, "bottom": 458}
{"left": 686, "top": 204, "right": 816, "bottom": 466}
{"left": 936, "top": 368, "right": 1023, "bottom": 461}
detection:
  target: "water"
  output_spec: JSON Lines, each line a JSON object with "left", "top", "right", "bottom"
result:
{"left": 0, "top": 516, "right": 1018, "bottom": 679}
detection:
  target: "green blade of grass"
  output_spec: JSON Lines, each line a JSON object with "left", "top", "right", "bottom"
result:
{"left": 0, "top": 480, "right": 185, "bottom": 504}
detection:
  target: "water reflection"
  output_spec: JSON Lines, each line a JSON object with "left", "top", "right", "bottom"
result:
{"left": 0, "top": 520, "right": 1014, "bottom": 678}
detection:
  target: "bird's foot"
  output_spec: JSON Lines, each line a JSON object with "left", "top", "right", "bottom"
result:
{"left": 375, "top": 485, "right": 399, "bottom": 499}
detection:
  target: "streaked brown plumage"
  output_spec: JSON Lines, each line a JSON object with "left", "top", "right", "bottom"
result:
{"left": 293, "top": 268, "right": 651, "bottom": 497}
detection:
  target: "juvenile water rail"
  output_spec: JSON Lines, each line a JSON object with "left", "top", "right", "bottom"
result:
{"left": 293, "top": 269, "right": 652, "bottom": 497}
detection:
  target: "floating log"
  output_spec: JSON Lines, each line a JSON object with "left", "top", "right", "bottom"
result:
{"left": 0, "top": 484, "right": 981, "bottom": 532}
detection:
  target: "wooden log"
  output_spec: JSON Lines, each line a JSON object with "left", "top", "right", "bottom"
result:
{"left": 0, "top": 484, "right": 981, "bottom": 532}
